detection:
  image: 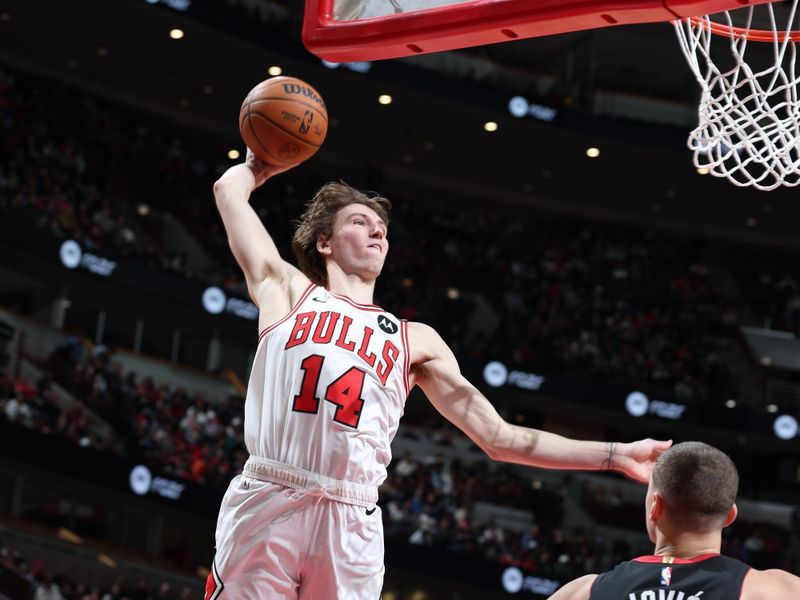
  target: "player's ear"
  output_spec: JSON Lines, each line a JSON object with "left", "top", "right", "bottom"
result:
{"left": 650, "top": 492, "right": 664, "bottom": 521}
{"left": 317, "top": 234, "right": 331, "bottom": 256}
{"left": 722, "top": 503, "right": 738, "bottom": 528}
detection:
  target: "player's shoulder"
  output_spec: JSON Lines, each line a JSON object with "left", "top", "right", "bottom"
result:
{"left": 742, "top": 567, "right": 800, "bottom": 599}
{"left": 405, "top": 321, "right": 455, "bottom": 374}
{"left": 253, "top": 272, "right": 313, "bottom": 329}
{"left": 406, "top": 320, "right": 438, "bottom": 339}
{"left": 406, "top": 321, "right": 449, "bottom": 354}
{"left": 548, "top": 573, "right": 597, "bottom": 600}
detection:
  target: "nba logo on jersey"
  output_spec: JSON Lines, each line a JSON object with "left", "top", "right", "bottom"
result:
{"left": 660, "top": 566, "right": 673, "bottom": 586}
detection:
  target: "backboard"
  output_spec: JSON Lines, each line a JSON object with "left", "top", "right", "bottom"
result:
{"left": 302, "top": 0, "right": 774, "bottom": 62}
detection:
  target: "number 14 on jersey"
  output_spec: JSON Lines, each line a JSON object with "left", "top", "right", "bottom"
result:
{"left": 292, "top": 355, "right": 367, "bottom": 428}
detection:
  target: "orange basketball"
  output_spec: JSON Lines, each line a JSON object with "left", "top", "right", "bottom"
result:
{"left": 239, "top": 76, "right": 328, "bottom": 166}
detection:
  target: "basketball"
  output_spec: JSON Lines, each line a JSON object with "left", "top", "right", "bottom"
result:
{"left": 239, "top": 76, "right": 328, "bottom": 166}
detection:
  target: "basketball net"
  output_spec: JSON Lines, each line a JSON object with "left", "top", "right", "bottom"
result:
{"left": 674, "top": 0, "right": 800, "bottom": 190}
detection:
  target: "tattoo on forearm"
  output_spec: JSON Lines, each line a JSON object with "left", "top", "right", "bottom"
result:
{"left": 602, "top": 443, "right": 617, "bottom": 471}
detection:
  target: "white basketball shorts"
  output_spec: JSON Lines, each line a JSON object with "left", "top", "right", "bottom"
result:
{"left": 205, "top": 474, "right": 384, "bottom": 600}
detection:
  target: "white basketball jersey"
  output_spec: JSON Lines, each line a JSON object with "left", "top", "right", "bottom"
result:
{"left": 244, "top": 284, "right": 410, "bottom": 492}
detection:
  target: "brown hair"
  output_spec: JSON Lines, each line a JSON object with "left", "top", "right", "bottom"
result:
{"left": 292, "top": 182, "right": 391, "bottom": 287}
{"left": 652, "top": 441, "right": 738, "bottom": 529}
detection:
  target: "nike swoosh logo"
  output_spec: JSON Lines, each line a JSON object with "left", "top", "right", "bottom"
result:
{"left": 312, "top": 297, "right": 327, "bottom": 302}
{"left": 366, "top": 507, "right": 377, "bottom": 516}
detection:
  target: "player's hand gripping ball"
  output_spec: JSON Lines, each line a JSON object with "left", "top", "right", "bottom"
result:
{"left": 239, "top": 76, "right": 328, "bottom": 166}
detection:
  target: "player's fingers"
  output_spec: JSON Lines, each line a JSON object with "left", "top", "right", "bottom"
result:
{"left": 654, "top": 439, "right": 673, "bottom": 455}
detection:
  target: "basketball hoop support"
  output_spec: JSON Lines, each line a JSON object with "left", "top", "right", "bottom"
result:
{"left": 303, "top": 0, "right": 774, "bottom": 62}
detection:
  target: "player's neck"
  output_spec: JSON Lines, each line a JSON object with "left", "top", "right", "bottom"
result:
{"left": 325, "top": 269, "right": 376, "bottom": 305}
{"left": 653, "top": 531, "right": 722, "bottom": 559}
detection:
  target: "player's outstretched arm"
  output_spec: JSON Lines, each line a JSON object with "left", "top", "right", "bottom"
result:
{"left": 547, "top": 574, "right": 596, "bottom": 600}
{"left": 743, "top": 568, "right": 800, "bottom": 600}
{"left": 409, "top": 322, "right": 671, "bottom": 483}
{"left": 213, "top": 150, "right": 308, "bottom": 305}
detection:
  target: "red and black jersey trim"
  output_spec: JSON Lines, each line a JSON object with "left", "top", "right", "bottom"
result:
{"left": 204, "top": 559, "right": 224, "bottom": 600}
{"left": 632, "top": 553, "right": 720, "bottom": 565}
{"left": 400, "top": 319, "right": 411, "bottom": 397}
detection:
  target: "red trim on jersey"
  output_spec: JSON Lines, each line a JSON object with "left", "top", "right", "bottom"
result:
{"left": 257, "top": 283, "right": 316, "bottom": 342}
{"left": 632, "top": 553, "right": 720, "bottom": 564}
{"left": 327, "top": 290, "right": 385, "bottom": 312}
{"left": 400, "top": 319, "right": 411, "bottom": 397}
{"left": 204, "top": 559, "right": 224, "bottom": 600}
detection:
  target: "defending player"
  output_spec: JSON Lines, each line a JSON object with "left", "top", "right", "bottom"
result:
{"left": 548, "top": 441, "right": 800, "bottom": 600}
{"left": 205, "top": 151, "right": 672, "bottom": 599}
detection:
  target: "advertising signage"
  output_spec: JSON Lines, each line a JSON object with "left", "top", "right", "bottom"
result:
{"left": 0, "top": 419, "right": 222, "bottom": 517}
{"left": 474, "top": 359, "right": 797, "bottom": 441}
{"left": 0, "top": 217, "right": 258, "bottom": 324}
{"left": 55, "top": 238, "right": 260, "bottom": 321}
{"left": 385, "top": 539, "right": 563, "bottom": 597}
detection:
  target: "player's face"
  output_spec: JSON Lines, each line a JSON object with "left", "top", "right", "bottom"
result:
{"left": 324, "top": 203, "right": 388, "bottom": 279}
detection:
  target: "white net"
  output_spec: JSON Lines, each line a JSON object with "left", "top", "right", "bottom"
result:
{"left": 674, "top": 0, "right": 800, "bottom": 191}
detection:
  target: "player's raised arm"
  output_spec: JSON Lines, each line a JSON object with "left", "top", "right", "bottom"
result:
{"left": 213, "top": 150, "right": 307, "bottom": 304}
{"left": 409, "top": 322, "right": 671, "bottom": 483}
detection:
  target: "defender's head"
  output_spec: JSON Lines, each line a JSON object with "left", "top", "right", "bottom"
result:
{"left": 646, "top": 441, "right": 739, "bottom": 542}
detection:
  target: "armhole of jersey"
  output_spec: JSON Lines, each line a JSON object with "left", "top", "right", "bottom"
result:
{"left": 588, "top": 572, "right": 604, "bottom": 600}
{"left": 400, "top": 319, "right": 411, "bottom": 397}
{"left": 257, "top": 283, "right": 316, "bottom": 342}
{"left": 737, "top": 565, "right": 753, "bottom": 600}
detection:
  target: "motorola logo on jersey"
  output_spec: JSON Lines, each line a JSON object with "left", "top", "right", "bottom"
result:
{"left": 774, "top": 414, "right": 798, "bottom": 440}
{"left": 202, "top": 287, "right": 227, "bottom": 314}
{"left": 377, "top": 315, "right": 398, "bottom": 335}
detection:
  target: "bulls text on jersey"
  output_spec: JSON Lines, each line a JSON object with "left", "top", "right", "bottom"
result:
{"left": 284, "top": 310, "right": 399, "bottom": 385}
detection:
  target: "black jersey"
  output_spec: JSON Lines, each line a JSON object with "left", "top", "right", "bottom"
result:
{"left": 590, "top": 554, "right": 751, "bottom": 600}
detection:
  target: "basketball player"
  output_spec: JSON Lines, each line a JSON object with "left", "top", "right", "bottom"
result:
{"left": 548, "top": 441, "right": 800, "bottom": 600}
{"left": 205, "top": 150, "right": 672, "bottom": 600}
